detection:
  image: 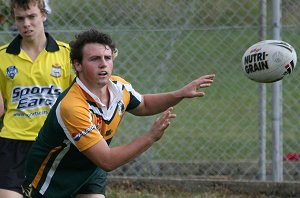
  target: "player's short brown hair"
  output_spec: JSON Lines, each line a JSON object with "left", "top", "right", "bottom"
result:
{"left": 10, "top": 0, "right": 47, "bottom": 17}
{"left": 70, "top": 29, "right": 117, "bottom": 65}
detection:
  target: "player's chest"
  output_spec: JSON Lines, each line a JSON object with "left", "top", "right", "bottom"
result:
{"left": 2, "top": 52, "right": 68, "bottom": 81}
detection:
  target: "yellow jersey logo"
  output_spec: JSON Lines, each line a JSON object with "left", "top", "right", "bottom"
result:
{"left": 50, "top": 65, "right": 62, "bottom": 77}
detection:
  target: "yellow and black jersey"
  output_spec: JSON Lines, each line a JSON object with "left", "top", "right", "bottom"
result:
{"left": 25, "top": 76, "right": 142, "bottom": 197}
{"left": 0, "top": 33, "right": 75, "bottom": 140}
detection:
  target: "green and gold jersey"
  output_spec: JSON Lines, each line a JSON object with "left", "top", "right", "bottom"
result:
{"left": 25, "top": 76, "right": 141, "bottom": 197}
{"left": 0, "top": 33, "right": 75, "bottom": 140}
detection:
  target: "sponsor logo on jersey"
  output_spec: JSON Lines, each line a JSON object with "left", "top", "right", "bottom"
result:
{"left": 11, "top": 85, "right": 62, "bottom": 110}
{"left": 96, "top": 115, "right": 102, "bottom": 130}
{"left": 6, "top": 65, "right": 18, "bottom": 79}
{"left": 72, "top": 125, "right": 96, "bottom": 141}
{"left": 50, "top": 65, "right": 62, "bottom": 77}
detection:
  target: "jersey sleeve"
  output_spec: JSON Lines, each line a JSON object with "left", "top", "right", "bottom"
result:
{"left": 124, "top": 83, "right": 142, "bottom": 110}
{"left": 110, "top": 75, "right": 142, "bottom": 110}
{"left": 58, "top": 95, "right": 103, "bottom": 152}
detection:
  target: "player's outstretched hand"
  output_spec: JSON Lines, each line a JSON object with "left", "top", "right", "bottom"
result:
{"left": 178, "top": 74, "right": 215, "bottom": 98}
{"left": 148, "top": 107, "right": 176, "bottom": 142}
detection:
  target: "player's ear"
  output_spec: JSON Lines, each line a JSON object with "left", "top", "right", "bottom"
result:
{"left": 41, "top": 11, "right": 47, "bottom": 22}
{"left": 74, "top": 61, "right": 82, "bottom": 72}
{"left": 43, "top": 16, "right": 47, "bottom": 22}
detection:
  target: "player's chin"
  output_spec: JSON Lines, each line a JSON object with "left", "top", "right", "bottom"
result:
{"left": 97, "top": 78, "right": 110, "bottom": 85}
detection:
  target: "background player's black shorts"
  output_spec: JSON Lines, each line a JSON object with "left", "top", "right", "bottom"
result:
{"left": 0, "top": 138, "right": 34, "bottom": 194}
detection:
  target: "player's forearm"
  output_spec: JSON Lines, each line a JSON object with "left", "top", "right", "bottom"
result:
{"left": 136, "top": 91, "right": 183, "bottom": 116}
{"left": 85, "top": 108, "right": 174, "bottom": 171}
{"left": 101, "top": 133, "right": 155, "bottom": 171}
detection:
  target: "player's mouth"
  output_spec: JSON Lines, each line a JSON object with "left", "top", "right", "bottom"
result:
{"left": 98, "top": 71, "right": 108, "bottom": 76}
{"left": 23, "top": 30, "right": 33, "bottom": 35}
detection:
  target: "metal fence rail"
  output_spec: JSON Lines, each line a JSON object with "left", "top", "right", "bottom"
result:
{"left": 1, "top": 0, "right": 300, "bottom": 182}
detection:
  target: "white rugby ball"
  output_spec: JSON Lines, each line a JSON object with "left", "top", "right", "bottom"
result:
{"left": 241, "top": 40, "right": 297, "bottom": 83}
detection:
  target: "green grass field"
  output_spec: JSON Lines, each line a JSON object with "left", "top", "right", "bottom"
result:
{"left": 106, "top": 185, "right": 271, "bottom": 198}
{"left": 107, "top": 190, "right": 268, "bottom": 198}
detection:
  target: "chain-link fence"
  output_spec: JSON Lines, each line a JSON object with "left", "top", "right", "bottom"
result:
{"left": 1, "top": 0, "right": 300, "bottom": 182}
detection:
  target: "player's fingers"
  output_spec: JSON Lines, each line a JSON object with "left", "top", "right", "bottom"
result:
{"left": 201, "top": 77, "right": 214, "bottom": 84}
{"left": 165, "top": 108, "right": 176, "bottom": 120}
{"left": 199, "top": 83, "right": 213, "bottom": 89}
{"left": 159, "top": 119, "right": 170, "bottom": 130}
{"left": 156, "top": 108, "right": 176, "bottom": 127}
{"left": 195, "top": 78, "right": 214, "bottom": 88}
{"left": 200, "top": 74, "right": 216, "bottom": 80}
{"left": 160, "top": 107, "right": 174, "bottom": 119}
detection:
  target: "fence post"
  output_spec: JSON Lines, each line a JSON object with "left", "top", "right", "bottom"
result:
{"left": 259, "top": 0, "right": 267, "bottom": 181}
{"left": 271, "top": 0, "right": 283, "bottom": 182}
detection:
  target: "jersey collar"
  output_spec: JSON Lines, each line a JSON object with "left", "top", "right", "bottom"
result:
{"left": 6, "top": 32, "right": 60, "bottom": 55}
{"left": 75, "top": 77, "right": 123, "bottom": 108}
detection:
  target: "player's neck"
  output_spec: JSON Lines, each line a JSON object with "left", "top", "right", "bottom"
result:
{"left": 21, "top": 33, "right": 47, "bottom": 61}
{"left": 97, "top": 86, "right": 110, "bottom": 107}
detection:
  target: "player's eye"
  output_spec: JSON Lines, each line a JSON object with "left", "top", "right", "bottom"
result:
{"left": 105, "top": 56, "right": 112, "bottom": 61}
{"left": 15, "top": 17, "right": 24, "bottom": 22}
{"left": 90, "top": 57, "right": 100, "bottom": 62}
{"left": 28, "top": 15, "right": 36, "bottom": 19}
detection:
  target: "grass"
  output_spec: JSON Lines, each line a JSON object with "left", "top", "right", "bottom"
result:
{"left": 106, "top": 188, "right": 269, "bottom": 198}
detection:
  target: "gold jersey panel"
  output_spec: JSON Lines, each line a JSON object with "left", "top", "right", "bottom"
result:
{"left": 58, "top": 76, "right": 141, "bottom": 151}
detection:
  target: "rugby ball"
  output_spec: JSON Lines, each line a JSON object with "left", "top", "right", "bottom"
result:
{"left": 241, "top": 40, "right": 297, "bottom": 83}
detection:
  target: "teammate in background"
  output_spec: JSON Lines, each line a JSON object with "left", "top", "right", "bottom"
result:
{"left": 9, "top": 0, "right": 51, "bottom": 37}
{"left": 0, "top": 0, "right": 75, "bottom": 197}
{"left": 23, "top": 29, "right": 215, "bottom": 198}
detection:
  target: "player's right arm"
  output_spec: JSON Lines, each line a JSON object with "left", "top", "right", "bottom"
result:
{"left": 82, "top": 107, "right": 176, "bottom": 172}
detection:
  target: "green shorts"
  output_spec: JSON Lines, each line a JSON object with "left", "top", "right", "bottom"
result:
{"left": 76, "top": 168, "right": 108, "bottom": 196}
{"left": 23, "top": 167, "right": 108, "bottom": 197}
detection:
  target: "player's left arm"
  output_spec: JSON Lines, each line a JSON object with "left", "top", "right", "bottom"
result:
{"left": 129, "top": 74, "right": 215, "bottom": 116}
